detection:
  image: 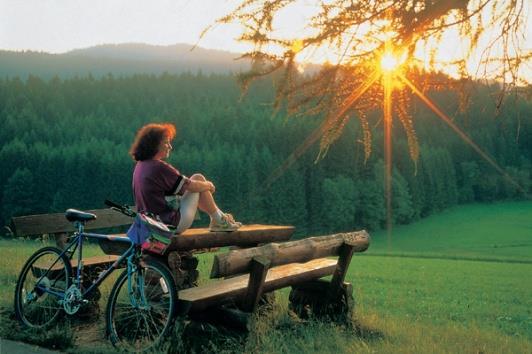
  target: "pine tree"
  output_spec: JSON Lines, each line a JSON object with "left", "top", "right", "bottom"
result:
{"left": 2, "top": 168, "right": 35, "bottom": 222}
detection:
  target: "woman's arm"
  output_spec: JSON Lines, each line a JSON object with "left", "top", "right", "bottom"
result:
{"left": 186, "top": 179, "right": 215, "bottom": 193}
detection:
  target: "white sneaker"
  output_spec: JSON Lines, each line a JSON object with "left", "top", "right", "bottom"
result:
{"left": 224, "top": 213, "right": 242, "bottom": 227}
{"left": 209, "top": 213, "right": 242, "bottom": 232}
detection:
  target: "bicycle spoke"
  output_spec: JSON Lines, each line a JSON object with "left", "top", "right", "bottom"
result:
{"left": 140, "top": 312, "right": 155, "bottom": 343}
{"left": 113, "top": 311, "right": 140, "bottom": 322}
{"left": 29, "top": 304, "right": 61, "bottom": 310}
{"left": 145, "top": 309, "right": 165, "bottom": 337}
{"left": 15, "top": 247, "right": 70, "bottom": 329}
{"left": 107, "top": 261, "right": 176, "bottom": 351}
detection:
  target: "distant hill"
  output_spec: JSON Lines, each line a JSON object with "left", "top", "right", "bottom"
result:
{"left": 0, "top": 43, "right": 252, "bottom": 79}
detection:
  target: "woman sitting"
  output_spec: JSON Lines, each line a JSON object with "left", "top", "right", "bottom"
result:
{"left": 129, "top": 123, "right": 241, "bottom": 233}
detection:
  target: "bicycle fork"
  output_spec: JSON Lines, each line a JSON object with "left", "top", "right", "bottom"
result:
{"left": 127, "top": 253, "right": 150, "bottom": 310}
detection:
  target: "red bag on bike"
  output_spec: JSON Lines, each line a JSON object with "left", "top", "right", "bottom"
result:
{"left": 127, "top": 213, "right": 174, "bottom": 255}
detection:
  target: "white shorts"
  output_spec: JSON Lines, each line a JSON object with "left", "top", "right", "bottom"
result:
{"left": 174, "top": 191, "right": 200, "bottom": 233}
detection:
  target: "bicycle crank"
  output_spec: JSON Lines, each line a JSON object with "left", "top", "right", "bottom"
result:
{"left": 60, "top": 285, "right": 87, "bottom": 315}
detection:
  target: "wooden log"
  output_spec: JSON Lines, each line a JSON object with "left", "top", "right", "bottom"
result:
{"left": 167, "top": 224, "right": 294, "bottom": 252}
{"left": 98, "top": 224, "right": 295, "bottom": 256}
{"left": 178, "top": 258, "right": 337, "bottom": 313}
{"left": 10, "top": 207, "right": 135, "bottom": 237}
{"left": 166, "top": 251, "right": 185, "bottom": 287}
{"left": 211, "top": 230, "right": 370, "bottom": 278}
{"left": 241, "top": 257, "right": 270, "bottom": 312}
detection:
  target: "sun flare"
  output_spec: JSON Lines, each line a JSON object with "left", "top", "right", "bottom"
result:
{"left": 381, "top": 53, "right": 398, "bottom": 71}
{"left": 380, "top": 51, "right": 406, "bottom": 73}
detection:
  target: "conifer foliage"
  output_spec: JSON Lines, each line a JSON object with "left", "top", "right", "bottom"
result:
{"left": 216, "top": 0, "right": 529, "bottom": 160}
{"left": 0, "top": 73, "right": 529, "bottom": 234}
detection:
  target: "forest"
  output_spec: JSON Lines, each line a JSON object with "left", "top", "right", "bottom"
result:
{"left": 0, "top": 72, "right": 530, "bottom": 235}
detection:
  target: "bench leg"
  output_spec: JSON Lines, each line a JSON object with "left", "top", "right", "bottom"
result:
{"left": 144, "top": 251, "right": 199, "bottom": 290}
{"left": 54, "top": 232, "right": 69, "bottom": 249}
{"left": 289, "top": 279, "right": 354, "bottom": 322}
{"left": 330, "top": 243, "right": 355, "bottom": 296}
{"left": 241, "top": 256, "right": 271, "bottom": 312}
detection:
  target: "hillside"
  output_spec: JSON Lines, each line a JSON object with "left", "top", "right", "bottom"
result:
{"left": 0, "top": 43, "right": 251, "bottom": 79}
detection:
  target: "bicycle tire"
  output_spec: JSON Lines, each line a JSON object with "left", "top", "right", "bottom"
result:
{"left": 14, "top": 246, "right": 72, "bottom": 329}
{"left": 106, "top": 259, "right": 177, "bottom": 352}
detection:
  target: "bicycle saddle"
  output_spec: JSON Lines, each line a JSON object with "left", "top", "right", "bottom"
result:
{"left": 65, "top": 209, "right": 97, "bottom": 222}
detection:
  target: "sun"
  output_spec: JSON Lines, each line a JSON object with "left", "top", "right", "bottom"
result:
{"left": 380, "top": 51, "right": 405, "bottom": 72}
{"left": 381, "top": 53, "right": 398, "bottom": 71}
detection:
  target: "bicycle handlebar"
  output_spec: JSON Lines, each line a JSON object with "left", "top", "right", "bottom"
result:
{"left": 105, "top": 199, "right": 137, "bottom": 218}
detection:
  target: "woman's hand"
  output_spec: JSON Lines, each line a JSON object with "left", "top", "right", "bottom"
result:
{"left": 187, "top": 179, "right": 215, "bottom": 193}
{"left": 205, "top": 181, "right": 215, "bottom": 194}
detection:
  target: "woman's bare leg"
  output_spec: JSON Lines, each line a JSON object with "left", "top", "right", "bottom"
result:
{"left": 189, "top": 173, "right": 218, "bottom": 215}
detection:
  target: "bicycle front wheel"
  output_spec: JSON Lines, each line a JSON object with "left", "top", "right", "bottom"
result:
{"left": 106, "top": 259, "right": 177, "bottom": 352}
{"left": 14, "top": 246, "right": 72, "bottom": 329}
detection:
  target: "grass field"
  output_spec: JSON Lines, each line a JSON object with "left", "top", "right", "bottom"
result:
{"left": 0, "top": 201, "right": 531, "bottom": 353}
{"left": 369, "top": 201, "right": 532, "bottom": 261}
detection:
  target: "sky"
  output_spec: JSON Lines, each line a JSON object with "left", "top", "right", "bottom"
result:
{"left": 1, "top": 0, "right": 530, "bottom": 81}
{"left": 0, "top": 0, "right": 264, "bottom": 54}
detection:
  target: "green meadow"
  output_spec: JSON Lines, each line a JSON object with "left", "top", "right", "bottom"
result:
{"left": 369, "top": 201, "right": 532, "bottom": 261}
{"left": 0, "top": 201, "right": 531, "bottom": 353}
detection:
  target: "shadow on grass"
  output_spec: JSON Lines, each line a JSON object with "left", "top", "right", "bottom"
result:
{"left": 169, "top": 310, "right": 385, "bottom": 354}
{"left": 1, "top": 301, "right": 385, "bottom": 354}
{"left": 273, "top": 311, "right": 385, "bottom": 342}
{"left": 169, "top": 320, "right": 247, "bottom": 354}
{"left": 350, "top": 319, "right": 386, "bottom": 342}
{"left": 0, "top": 306, "right": 75, "bottom": 351}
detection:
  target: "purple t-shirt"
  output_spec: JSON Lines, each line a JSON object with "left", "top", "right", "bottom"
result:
{"left": 132, "top": 159, "right": 190, "bottom": 226}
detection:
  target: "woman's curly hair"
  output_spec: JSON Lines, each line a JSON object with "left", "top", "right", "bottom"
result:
{"left": 129, "top": 123, "right": 176, "bottom": 161}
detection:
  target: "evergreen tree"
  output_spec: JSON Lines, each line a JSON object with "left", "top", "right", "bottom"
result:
{"left": 0, "top": 72, "right": 528, "bottom": 235}
{"left": 321, "top": 175, "right": 359, "bottom": 232}
{"left": 2, "top": 168, "right": 35, "bottom": 222}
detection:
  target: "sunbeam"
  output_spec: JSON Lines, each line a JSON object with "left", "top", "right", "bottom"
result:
{"left": 264, "top": 69, "right": 380, "bottom": 188}
{"left": 397, "top": 73, "right": 526, "bottom": 195}
{"left": 383, "top": 68, "right": 393, "bottom": 248}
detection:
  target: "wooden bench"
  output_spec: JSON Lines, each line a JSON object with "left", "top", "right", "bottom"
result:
{"left": 177, "top": 230, "right": 370, "bottom": 327}
{"left": 9, "top": 209, "right": 295, "bottom": 293}
{"left": 9, "top": 208, "right": 369, "bottom": 328}
{"left": 99, "top": 224, "right": 295, "bottom": 288}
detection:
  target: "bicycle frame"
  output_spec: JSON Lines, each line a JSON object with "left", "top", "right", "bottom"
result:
{"left": 34, "top": 220, "right": 136, "bottom": 301}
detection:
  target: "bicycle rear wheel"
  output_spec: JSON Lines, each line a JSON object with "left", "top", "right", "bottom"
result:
{"left": 106, "top": 259, "right": 177, "bottom": 352}
{"left": 14, "top": 246, "right": 72, "bottom": 329}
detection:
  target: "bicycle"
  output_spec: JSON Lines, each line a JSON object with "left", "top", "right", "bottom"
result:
{"left": 14, "top": 200, "right": 177, "bottom": 352}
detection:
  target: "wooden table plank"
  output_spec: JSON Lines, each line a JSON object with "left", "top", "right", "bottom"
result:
{"left": 178, "top": 258, "right": 338, "bottom": 312}
{"left": 168, "top": 224, "right": 294, "bottom": 251}
{"left": 70, "top": 255, "right": 119, "bottom": 269}
{"left": 99, "top": 224, "right": 295, "bottom": 255}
